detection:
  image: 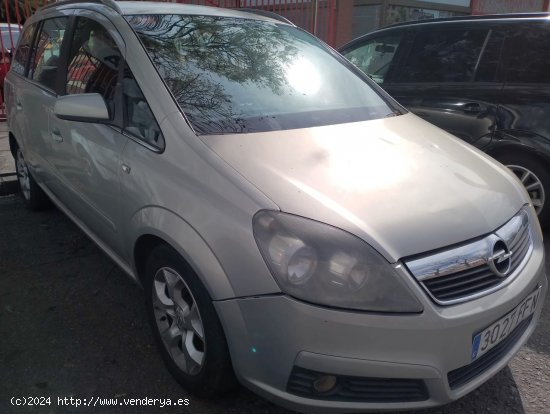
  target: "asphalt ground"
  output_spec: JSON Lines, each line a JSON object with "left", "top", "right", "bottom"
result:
{"left": 1, "top": 194, "right": 549, "bottom": 414}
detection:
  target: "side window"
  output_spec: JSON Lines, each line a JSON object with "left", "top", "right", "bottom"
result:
{"left": 29, "top": 18, "right": 67, "bottom": 90}
{"left": 66, "top": 18, "right": 121, "bottom": 118}
{"left": 475, "top": 29, "right": 505, "bottom": 82}
{"left": 11, "top": 23, "right": 35, "bottom": 76}
{"left": 501, "top": 24, "right": 550, "bottom": 84}
{"left": 396, "top": 28, "right": 488, "bottom": 83}
{"left": 122, "top": 65, "right": 164, "bottom": 149}
{"left": 344, "top": 33, "right": 402, "bottom": 84}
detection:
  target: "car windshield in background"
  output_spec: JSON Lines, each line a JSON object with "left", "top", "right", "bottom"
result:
{"left": 126, "top": 14, "right": 395, "bottom": 135}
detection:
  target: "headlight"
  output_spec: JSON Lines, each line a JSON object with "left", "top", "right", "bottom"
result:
{"left": 253, "top": 211, "right": 423, "bottom": 313}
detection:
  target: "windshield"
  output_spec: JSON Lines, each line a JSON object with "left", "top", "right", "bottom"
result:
{"left": 126, "top": 15, "right": 396, "bottom": 135}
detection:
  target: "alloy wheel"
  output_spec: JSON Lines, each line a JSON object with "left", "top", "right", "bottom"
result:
{"left": 507, "top": 164, "right": 545, "bottom": 214}
{"left": 152, "top": 267, "right": 205, "bottom": 376}
{"left": 16, "top": 149, "right": 31, "bottom": 201}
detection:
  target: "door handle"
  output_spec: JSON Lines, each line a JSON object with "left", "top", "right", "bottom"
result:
{"left": 462, "top": 103, "right": 486, "bottom": 114}
{"left": 15, "top": 99, "right": 22, "bottom": 110}
{"left": 51, "top": 128, "right": 63, "bottom": 143}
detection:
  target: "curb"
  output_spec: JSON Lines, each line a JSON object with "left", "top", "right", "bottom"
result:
{"left": 0, "top": 173, "right": 18, "bottom": 196}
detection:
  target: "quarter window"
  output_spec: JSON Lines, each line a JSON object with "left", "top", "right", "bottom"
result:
{"left": 396, "top": 29, "right": 488, "bottom": 83}
{"left": 66, "top": 18, "right": 121, "bottom": 118}
{"left": 29, "top": 18, "right": 68, "bottom": 90}
{"left": 122, "top": 65, "right": 164, "bottom": 149}
{"left": 11, "top": 24, "right": 34, "bottom": 76}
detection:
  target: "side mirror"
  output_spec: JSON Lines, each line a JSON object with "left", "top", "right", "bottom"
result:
{"left": 54, "top": 93, "right": 110, "bottom": 123}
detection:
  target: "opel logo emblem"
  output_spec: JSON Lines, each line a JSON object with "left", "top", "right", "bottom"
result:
{"left": 488, "top": 239, "right": 512, "bottom": 277}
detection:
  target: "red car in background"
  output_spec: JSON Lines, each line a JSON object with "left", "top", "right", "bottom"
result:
{"left": 1, "top": 23, "right": 21, "bottom": 95}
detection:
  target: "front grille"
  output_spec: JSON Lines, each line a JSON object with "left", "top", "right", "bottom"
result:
{"left": 423, "top": 264, "right": 501, "bottom": 301}
{"left": 405, "top": 208, "right": 532, "bottom": 305}
{"left": 509, "top": 221, "right": 532, "bottom": 273}
{"left": 287, "top": 367, "right": 429, "bottom": 402}
{"left": 448, "top": 315, "right": 533, "bottom": 390}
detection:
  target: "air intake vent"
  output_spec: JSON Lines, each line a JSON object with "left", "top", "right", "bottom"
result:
{"left": 287, "top": 367, "right": 429, "bottom": 402}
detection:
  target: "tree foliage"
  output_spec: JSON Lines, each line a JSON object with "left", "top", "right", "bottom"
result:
{"left": 128, "top": 14, "right": 300, "bottom": 133}
{"left": 1, "top": 0, "right": 48, "bottom": 25}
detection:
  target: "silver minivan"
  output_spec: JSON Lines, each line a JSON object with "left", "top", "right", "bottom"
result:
{"left": 5, "top": 1, "right": 547, "bottom": 412}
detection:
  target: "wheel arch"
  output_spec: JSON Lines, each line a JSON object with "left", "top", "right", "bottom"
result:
{"left": 486, "top": 141, "right": 550, "bottom": 167}
{"left": 130, "top": 207, "right": 236, "bottom": 301}
{"left": 486, "top": 141, "right": 550, "bottom": 227}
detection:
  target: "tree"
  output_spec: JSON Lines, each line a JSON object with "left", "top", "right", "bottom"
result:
{"left": 1, "top": 0, "right": 49, "bottom": 25}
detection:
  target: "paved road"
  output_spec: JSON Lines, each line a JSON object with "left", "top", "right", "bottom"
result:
{"left": 1, "top": 194, "right": 549, "bottom": 414}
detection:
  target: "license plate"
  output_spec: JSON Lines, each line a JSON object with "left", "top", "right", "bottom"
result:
{"left": 471, "top": 289, "right": 540, "bottom": 361}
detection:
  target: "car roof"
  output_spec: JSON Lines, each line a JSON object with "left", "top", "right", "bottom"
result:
{"left": 40, "top": 0, "right": 291, "bottom": 25}
{"left": 339, "top": 12, "right": 550, "bottom": 51}
{"left": 383, "top": 12, "right": 550, "bottom": 29}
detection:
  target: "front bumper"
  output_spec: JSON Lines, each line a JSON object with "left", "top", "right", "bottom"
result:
{"left": 215, "top": 234, "right": 547, "bottom": 413}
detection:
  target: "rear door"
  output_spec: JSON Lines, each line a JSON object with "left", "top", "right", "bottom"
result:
{"left": 4, "top": 22, "right": 37, "bottom": 156}
{"left": 18, "top": 15, "right": 70, "bottom": 185}
{"left": 494, "top": 21, "right": 550, "bottom": 150}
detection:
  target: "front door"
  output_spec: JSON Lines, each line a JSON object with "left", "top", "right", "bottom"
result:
{"left": 342, "top": 25, "right": 503, "bottom": 149}
{"left": 49, "top": 13, "right": 128, "bottom": 255}
{"left": 384, "top": 26, "right": 502, "bottom": 149}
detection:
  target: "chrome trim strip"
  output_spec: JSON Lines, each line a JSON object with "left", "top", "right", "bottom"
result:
{"left": 405, "top": 207, "right": 533, "bottom": 305}
{"left": 408, "top": 237, "right": 492, "bottom": 282}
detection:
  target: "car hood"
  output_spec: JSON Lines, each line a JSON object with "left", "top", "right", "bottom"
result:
{"left": 202, "top": 114, "right": 528, "bottom": 262}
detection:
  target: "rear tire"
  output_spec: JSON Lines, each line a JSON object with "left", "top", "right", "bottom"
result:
{"left": 494, "top": 153, "right": 550, "bottom": 229}
{"left": 144, "top": 244, "right": 236, "bottom": 397}
{"left": 14, "top": 147, "right": 50, "bottom": 211}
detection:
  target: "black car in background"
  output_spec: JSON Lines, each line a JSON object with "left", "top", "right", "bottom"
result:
{"left": 340, "top": 13, "right": 550, "bottom": 228}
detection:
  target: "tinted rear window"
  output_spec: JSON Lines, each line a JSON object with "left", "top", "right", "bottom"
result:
{"left": 127, "top": 15, "right": 395, "bottom": 135}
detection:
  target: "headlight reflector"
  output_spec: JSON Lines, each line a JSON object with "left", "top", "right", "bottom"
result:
{"left": 253, "top": 211, "right": 423, "bottom": 312}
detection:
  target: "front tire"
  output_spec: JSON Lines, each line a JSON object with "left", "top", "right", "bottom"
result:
{"left": 14, "top": 147, "right": 50, "bottom": 211}
{"left": 144, "top": 244, "right": 236, "bottom": 396}
{"left": 495, "top": 153, "right": 549, "bottom": 228}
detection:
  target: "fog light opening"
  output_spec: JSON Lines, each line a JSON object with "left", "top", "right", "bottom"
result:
{"left": 313, "top": 375, "right": 338, "bottom": 393}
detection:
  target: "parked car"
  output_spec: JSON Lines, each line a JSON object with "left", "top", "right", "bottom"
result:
{"left": 340, "top": 14, "right": 550, "bottom": 229}
{"left": 0, "top": 23, "right": 21, "bottom": 95}
{"left": 5, "top": 1, "right": 547, "bottom": 413}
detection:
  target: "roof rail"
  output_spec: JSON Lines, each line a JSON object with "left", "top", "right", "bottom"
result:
{"left": 383, "top": 12, "right": 550, "bottom": 29}
{"left": 238, "top": 8, "right": 294, "bottom": 25}
{"left": 40, "top": 0, "right": 122, "bottom": 14}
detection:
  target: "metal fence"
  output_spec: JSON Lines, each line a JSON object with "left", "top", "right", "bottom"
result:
{"left": 0, "top": 0, "right": 338, "bottom": 119}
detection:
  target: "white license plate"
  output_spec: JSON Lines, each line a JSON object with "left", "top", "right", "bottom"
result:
{"left": 471, "top": 289, "right": 540, "bottom": 361}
